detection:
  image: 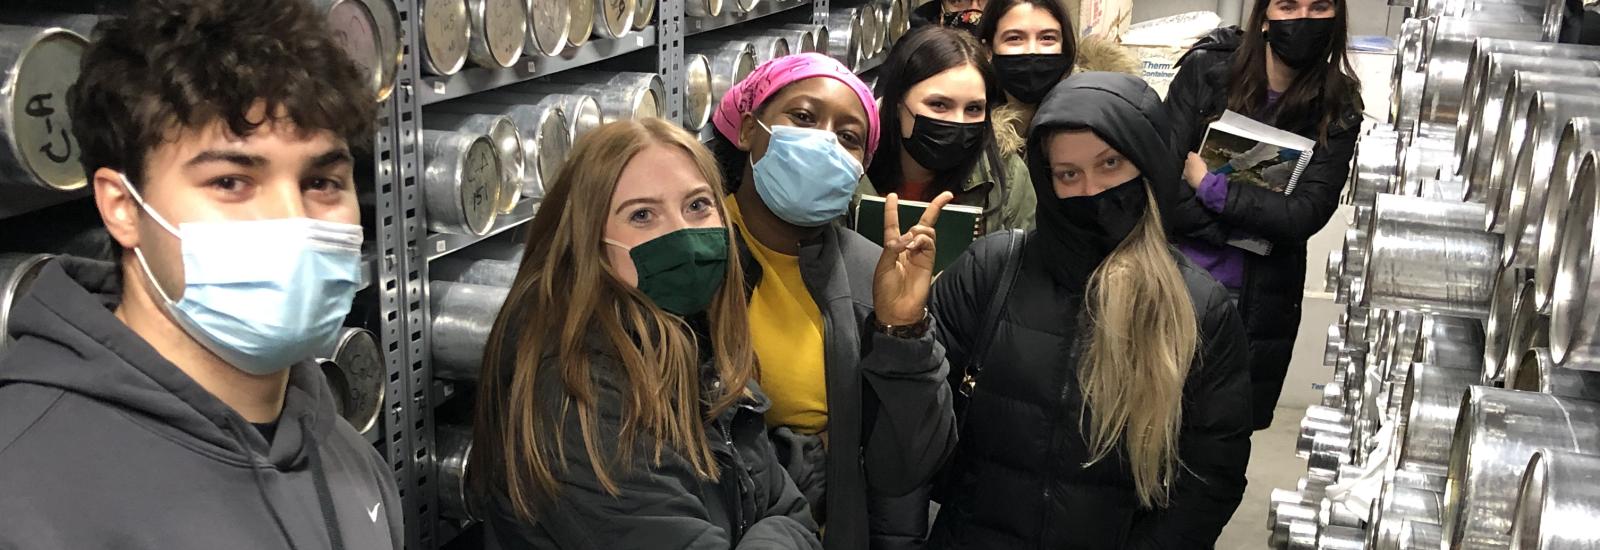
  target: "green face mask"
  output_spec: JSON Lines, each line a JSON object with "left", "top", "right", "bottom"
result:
{"left": 606, "top": 227, "right": 730, "bottom": 316}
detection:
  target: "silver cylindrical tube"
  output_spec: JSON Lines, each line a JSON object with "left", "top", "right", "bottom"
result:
{"left": 859, "top": 1, "right": 884, "bottom": 58}
{"left": 1417, "top": 314, "right": 1486, "bottom": 370}
{"left": 430, "top": 281, "right": 510, "bottom": 380}
{"left": 729, "top": 0, "right": 760, "bottom": 15}
{"left": 1352, "top": 130, "right": 1399, "bottom": 207}
{"left": 1325, "top": 249, "right": 1343, "bottom": 294}
{"left": 420, "top": 0, "right": 471, "bottom": 76}
{"left": 425, "top": 113, "right": 525, "bottom": 214}
{"left": 1481, "top": 73, "right": 1600, "bottom": 230}
{"left": 1286, "top": 519, "right": 1319, "bottom": 550}
{"left": 1457, "top": 49, "right": 1600, "bottom": 179}
{"left": 543, "top": 70, "right": 665, "bottom": 123}
{"left": 317, "top": 328, "right": 385, "bottom": 436}
{"left": 1397, "top": 362, "right": 1479, "bottom": 476}
{"left": 433, "top": 98, "right": 570, "bottom": 199}
{"left": 826, "top": 8, "right": 864, "bottom": 71}
{"left": 1552, "top": 154, "right": 1600, "bottom": 368}
{"left": 567, "top": 0, "right": 595, "bottom": 48}
{"left": 1509, "top": 449, "right": 1600, "bottom": 550}
{"left": 526, "top": 0, "right": 572, "bottom": 57}
{"left": 436, "top": 423, "right": 476, "bottom": 520}
{"left": 685, "top": 0, "right": 723, "bottom": 18}
{"left": 1364, "top": 206, "right": 1501, "bottom": 318}
{"left": 313, "top": 0, "right": 403, "bottom": 102}
{"left": 591, "top": 0, "right": 637, "bottom": 40}
{"left": 689, "top": 42, "right": 757, "bottom": 104}
{"left": 1508, "top": 347, "right": 1600, "bottom": 400}
{"left": 0, "top": 253, "right": 53, "bottom": 353}
{"left": 466, "top": 0, "right": 528, "bottom": 68}
{"left": 1501, "top": 93, "right": 1600, "bottom": 269}
{"left": 1316, "top": 524, "right": 1365, "bottom": 550}
{"left": 1417, "top": 17, "right": 1548, "bottom": 127}
{"left": 1324, "top": 324, "right": 1344, "bottom": 368}
{"left": 431, "top": 257, "right": 520, "bottom": 287}
{"left": 1268, "top": 488, "right": 1305, "bottom": 530}
{"left": 0, "top": 25, "right": 88, "bottom": 190}
{"left": 780, "top": 24, "right": 827, "bottom": 54}
{"left": 735, "top": 33, "right": 790, "bottom": 64}
{"left": 1536, "top": 122, "right": 1600, "bottom": 314}
{"left": 1398, "top": 519, "right": 1442, "bottom": 550}
{"left": 631, "top": 0, "right": 653, "bottom": 31}
{"left": 1490, "top": 280, "right": 1548, "bottom": 384}
{"left": 1486, "top": 266, "right": 1531, "bottom": 377}
{"left": 684, "top": 54, "right": 714, "bottom": 131}
{"left": 1441, "top": 387, "right": 1600, "bottom": 550}
{"left": 423, "top": 130, "right": 503, "bottom": 236}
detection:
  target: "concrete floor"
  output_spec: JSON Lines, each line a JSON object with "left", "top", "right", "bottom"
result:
{"left": 1216, "top": 406, "right": 1309, "bottom": 549}
{"left": 1215, "top": 205, "right": 1353, "bottom": 550}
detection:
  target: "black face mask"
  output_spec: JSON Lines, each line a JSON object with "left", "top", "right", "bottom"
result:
{"left": 991, "top": 53, "right": 1074, "bottom": 105}
{"left": 942, "top": 9, "right": 984, "bottom": 36}
{"left": 1045, "top": 176, "right": 1148, "bottom": 261}
{"left": 1266, "top": 18, "right": 1336, "bottom": 70}
{"left": 904, "top": 114, "right": 986, "bottom": 172}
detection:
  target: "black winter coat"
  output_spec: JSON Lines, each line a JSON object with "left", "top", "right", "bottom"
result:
{"left": 482, "top": 335, "right": 821, "bottom": 549}
{"left": 1161, "top": 28, "right": 1361, "bottom": 429}
{"left": 926, "top": 236, "right": 1252, "bottom": 549}
{"left": 925, "top": 72, "right": 1253, "bottom": 549}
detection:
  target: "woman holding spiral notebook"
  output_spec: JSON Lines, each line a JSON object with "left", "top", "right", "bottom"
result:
{"left": 1161, "top": 0, "right": 1365, "bottom": 431}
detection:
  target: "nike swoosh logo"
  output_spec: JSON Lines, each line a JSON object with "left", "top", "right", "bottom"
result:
{"left": 368, "top": 502, "right": 382, "bottom": 523}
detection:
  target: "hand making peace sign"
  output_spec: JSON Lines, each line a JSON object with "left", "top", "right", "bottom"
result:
{"left": 873, "top": 191, "right": 956, "bottom": 326}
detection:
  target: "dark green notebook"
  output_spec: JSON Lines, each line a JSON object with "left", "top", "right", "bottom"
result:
{"left": 853, "top": 195, "right": 984, "bottom": 273}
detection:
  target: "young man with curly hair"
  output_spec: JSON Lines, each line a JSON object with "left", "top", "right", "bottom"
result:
{"left": 0, "top": 1, "right": 401, "bottom": 547}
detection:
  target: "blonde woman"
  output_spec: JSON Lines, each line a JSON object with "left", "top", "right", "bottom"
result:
{"left": 926, "top": 72, "right": 1251, "bottom": 548}
{"left": 468, "top": 119, "right": 822, "bottom": 548}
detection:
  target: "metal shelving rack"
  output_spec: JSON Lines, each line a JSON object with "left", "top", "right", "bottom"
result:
{"left": 393, "top": 0, "right": 848, "bottom": 546}
{"left": 1, "top": 0, "right": 896, "bottom": 548}
{"left": 0, "top": 1, "right": 412, "bottom": 544}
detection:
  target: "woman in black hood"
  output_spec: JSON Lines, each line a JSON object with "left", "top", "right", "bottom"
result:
{"left": 926, "top": 72, "right": 1252, "bottom": 548}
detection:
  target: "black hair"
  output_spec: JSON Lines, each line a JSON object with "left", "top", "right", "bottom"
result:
{"left": 866, "top": 26, "right": 1003, "bottom": 196}
{"left": 1229, "top": 0, "right": 1362, "bottom": 141}
{"left": 68, "top": 0, "right": 378, "bottom": 189}
{"left": 975, "top": 0, "right": 1078, "bottom": 68}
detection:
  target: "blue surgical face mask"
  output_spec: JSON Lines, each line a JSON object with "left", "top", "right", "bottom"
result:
{"left": 750, "top": 121, "right": 865, "bottom": 227}
{"left": 119, "top": 174, "right": 364, "bottom": 375}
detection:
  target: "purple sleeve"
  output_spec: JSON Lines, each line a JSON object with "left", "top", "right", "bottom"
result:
{"left": 1198, "top": 172, "right": 1229, "bottom": 213}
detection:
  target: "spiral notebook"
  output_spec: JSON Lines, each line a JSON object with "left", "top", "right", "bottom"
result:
{"left": 1199, "top": 110, "right": 1317, "bottom": 256}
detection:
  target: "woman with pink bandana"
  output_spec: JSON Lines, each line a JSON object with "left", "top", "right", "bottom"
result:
{"left": 708, "top": 53, "right": 958, "bottom": 550}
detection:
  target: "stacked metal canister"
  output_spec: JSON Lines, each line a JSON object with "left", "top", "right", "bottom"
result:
{"left": 1278, "top": 0, "right": 1600, "bottom": 548}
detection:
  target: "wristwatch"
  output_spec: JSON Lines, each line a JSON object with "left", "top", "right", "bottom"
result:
{"left": 875, "top": 309, "right": 931, "bottom": 339}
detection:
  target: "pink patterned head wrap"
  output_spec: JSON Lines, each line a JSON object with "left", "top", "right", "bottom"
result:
{"left": 712, "top": 53, "right": 880, "bottom": 163}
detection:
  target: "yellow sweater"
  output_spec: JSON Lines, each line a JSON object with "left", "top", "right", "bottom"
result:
{"left": 727, "top": 198, "right": 830, "bottom": 434}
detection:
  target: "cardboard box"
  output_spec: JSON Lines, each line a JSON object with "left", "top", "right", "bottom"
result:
{"left": 1123, "top": 44, "right": 1187, "bottom": 98}
{"left": 1073, "top": 0, "right": 1132, "bottom": 40}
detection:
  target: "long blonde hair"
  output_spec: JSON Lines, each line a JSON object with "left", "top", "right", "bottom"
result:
{"left": 468, "top": 119, "right": 757, "bottom": 521}
{"left": 1079, "top": 187, "right": 1199, "bottom": 508}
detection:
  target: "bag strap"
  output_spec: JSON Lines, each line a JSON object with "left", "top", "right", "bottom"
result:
{"left": 957, "top": 229, "right": 1026, "bottom": 403}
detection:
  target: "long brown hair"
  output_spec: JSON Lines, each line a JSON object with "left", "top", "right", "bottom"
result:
{"left": 467, "top": 118, "right": 757, "bottom": 521}
{"left": 1080, "top": 187, "right": 1199, "bottom": 508}
{"left": 1227, "top": 0, "right": 1362, "bottom": 142}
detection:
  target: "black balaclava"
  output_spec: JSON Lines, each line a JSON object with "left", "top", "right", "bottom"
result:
{"left": 1026, "top": 72, "right": 1178, "bottom": 289}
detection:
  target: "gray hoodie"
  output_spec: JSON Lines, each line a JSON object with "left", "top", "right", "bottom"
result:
{"left": 0, "top": 257, "right": 403, "bottom": 549}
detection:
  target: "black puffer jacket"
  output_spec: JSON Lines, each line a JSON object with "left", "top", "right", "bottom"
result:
{"left": 926, "top": 73, "right": 1252, "bottom": 549}
{"left": 1161, "top": 27, "right": 1361, "bottom": 429}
